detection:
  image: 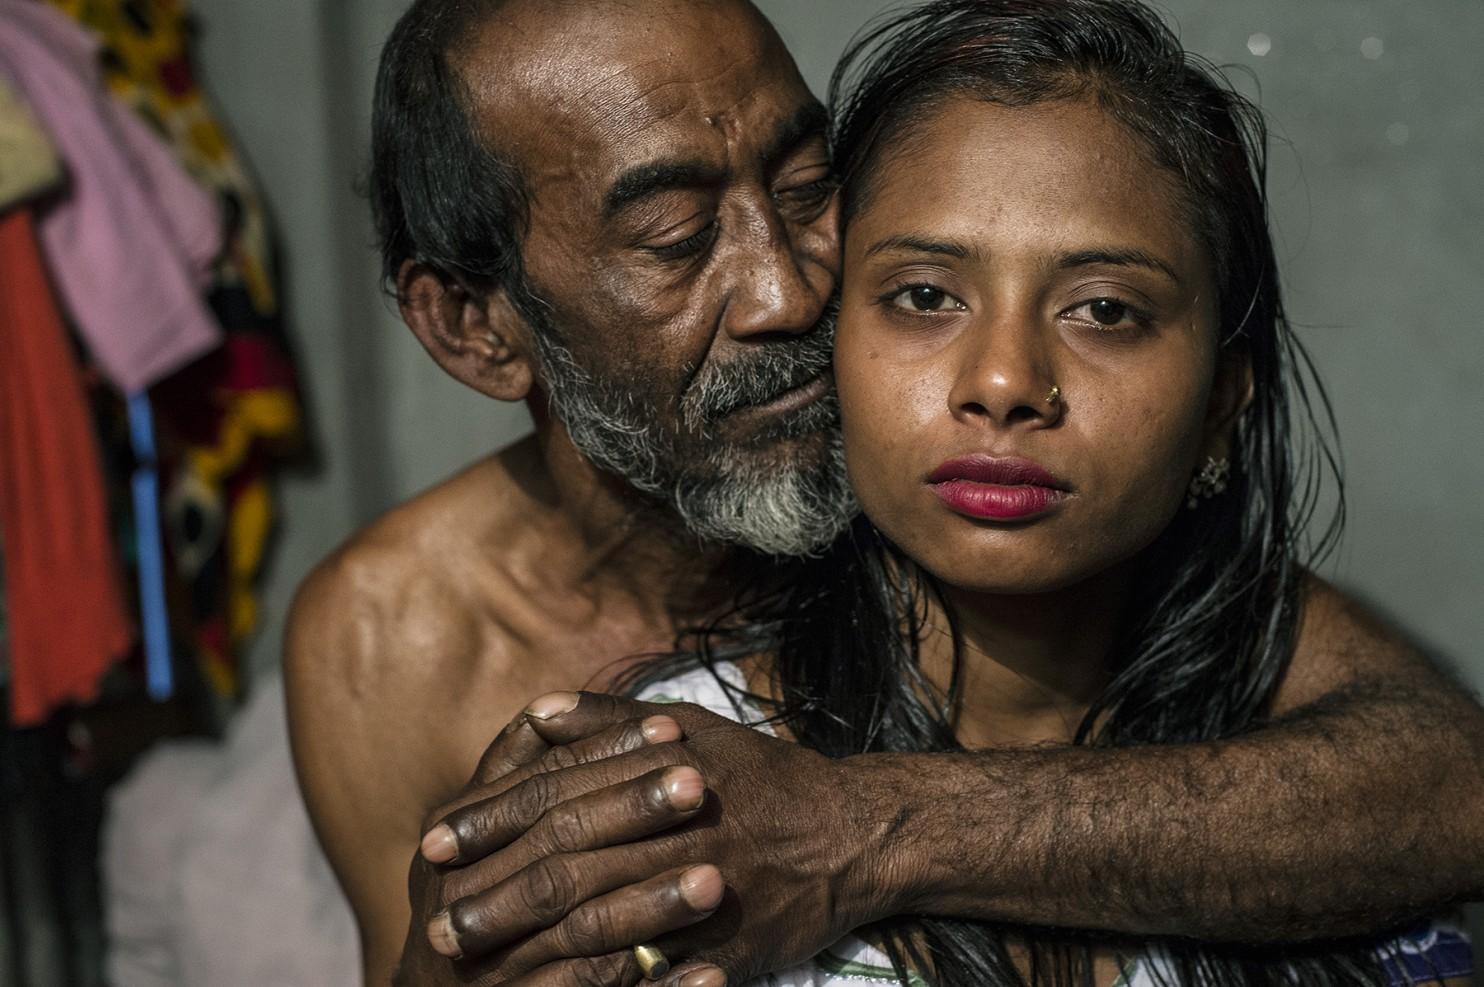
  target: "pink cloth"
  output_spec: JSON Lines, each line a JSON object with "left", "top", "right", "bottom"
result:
{"left": 0, "top": 0, "right": 222, "bottom": 393}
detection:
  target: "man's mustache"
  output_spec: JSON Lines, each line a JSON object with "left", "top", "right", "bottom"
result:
{"left": 680, "top": 300, "right": 839, "bottom": 430}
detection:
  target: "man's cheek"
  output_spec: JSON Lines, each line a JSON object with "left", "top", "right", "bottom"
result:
{"left": 594, "top": 258, "right": 711, "bottom": 327}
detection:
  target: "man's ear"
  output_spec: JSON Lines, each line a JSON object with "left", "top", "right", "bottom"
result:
{"left": 1202, "top": 347, "right": 1255, "bottom": 462}
{"left": 396, "top": 260, "right": 535, "bottom": 402}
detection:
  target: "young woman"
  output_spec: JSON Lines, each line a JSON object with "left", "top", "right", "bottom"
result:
{"left": 624, "top": 0, "right": 1473, "bottom": 984}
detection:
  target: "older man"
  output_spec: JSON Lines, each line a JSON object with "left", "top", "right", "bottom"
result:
{"left": 284, "top": 0, "right": 1483, "bottom": 984}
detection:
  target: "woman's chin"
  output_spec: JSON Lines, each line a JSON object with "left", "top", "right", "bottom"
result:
{"left": 913, "top": 554, "right": 1104, "bottom": 598}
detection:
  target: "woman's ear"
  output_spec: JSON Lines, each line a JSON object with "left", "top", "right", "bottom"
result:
{"left": 1202, "top": 348, "right": 1255, "bottom": 461}
{"left": 396, "top": 260, "right": 536, "bottom": 402}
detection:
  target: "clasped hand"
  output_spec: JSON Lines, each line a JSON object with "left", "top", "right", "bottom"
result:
{"left": 402, "top": 692, "right": 882, "bottom": 986}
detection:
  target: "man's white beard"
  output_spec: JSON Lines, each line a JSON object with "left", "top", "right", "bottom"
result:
{"left": 663, "top": 415, "right": 857, "bottom": 557}
{"left": 528, "top": 305, "right": 858, "bottom": 558}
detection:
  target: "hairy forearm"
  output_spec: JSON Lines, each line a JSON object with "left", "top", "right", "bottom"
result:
{"left": 849, "top": 678, "right": 1484, "bottom": 942}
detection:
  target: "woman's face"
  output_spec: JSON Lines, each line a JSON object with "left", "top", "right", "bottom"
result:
{"left": 836, "top": 95, "right": 1242, "bottom": 596}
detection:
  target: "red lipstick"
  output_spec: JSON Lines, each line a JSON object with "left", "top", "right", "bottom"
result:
{"left": 926, "top": 456, "right": 1069, "bottom": 521}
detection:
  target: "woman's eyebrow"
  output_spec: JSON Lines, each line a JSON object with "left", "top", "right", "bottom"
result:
{"left": 1057, "top": 247, "right": 1181, "bottom": 284}
{"left": 864, "top": 234, "right": 980, "bottom": 260}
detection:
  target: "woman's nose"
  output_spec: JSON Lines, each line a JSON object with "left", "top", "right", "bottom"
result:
{"left": 946, "top": 317, "right": 1062, "bottom": 430}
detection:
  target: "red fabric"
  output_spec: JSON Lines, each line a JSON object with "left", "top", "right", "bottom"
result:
{"left": 0, "top": 208, "right": 133, "bottom": 726}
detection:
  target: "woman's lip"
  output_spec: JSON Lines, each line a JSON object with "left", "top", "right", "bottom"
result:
{"left": 926, "top": 456, "right": 1069, "bottom": 521}
{"left": 930, "top": 480, "right": 1067, "bottom": 521}
{"left": 926, "top": 455, "right": 1067, "bottom": 489}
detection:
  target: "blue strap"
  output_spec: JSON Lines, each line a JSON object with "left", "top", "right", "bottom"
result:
{"left": 127, "top": 392, "right": 173, "bottom": 701}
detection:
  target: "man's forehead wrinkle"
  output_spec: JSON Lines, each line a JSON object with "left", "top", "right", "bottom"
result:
{"left": 530, "top": 51, "right": 782, "bottom": 186}
{"left": 543, "top": 22, "right": 758, "bottom": 115}
{"left": 580, "top": 70, "right": 756, "bottom": 151}
{"left": 569, "top": 55, "right": 673, "bottom": 107}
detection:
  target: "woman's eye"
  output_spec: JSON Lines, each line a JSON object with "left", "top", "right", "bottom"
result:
{"left": 890, "top": 285, "right": 963, "bottom": 313}
{"left": 1066, "top": 297, "right": 1147, "bottom": 330}
{"left": 1089, "top": 299, "right": 1126, "bottom": 324}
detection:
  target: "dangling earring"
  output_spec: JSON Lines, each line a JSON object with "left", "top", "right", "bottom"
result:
{"left": 1187, "top": 456, "right": 1230, "bottom": 509}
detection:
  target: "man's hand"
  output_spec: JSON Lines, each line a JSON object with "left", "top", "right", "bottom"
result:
{"left": 399, "top": 703, "right": 733, "bottom": 985}
{"left": 409, "top": 692, "right": 885, "bottom": 986}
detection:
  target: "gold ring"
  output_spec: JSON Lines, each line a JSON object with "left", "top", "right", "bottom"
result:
{"left": 634, "top": 943, "right": 670, "bottom": 980}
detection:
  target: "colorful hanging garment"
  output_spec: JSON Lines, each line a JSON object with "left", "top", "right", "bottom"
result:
{"left": 44, "top": 0, "right": 306, "bottom": 697}
{"left": 0, "top": 208, "right": 135, "bottom": 727}
{"left": 0, "top": 0, "right": 231, "bottom": 707}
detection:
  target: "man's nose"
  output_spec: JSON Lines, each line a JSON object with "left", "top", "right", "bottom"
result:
{"left": 947, "top": 313, "right": 1063, "bottom": 431}
{"left": 719, "top": 208, "right": 833, "bottom": 341}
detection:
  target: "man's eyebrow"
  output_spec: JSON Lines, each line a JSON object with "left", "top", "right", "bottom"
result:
{"left": 602, "top": 103, "right": 829, "bottom": 220}
{"left": 603, "top": 160, "right": 725, "bottom": 219}
{"left": 760, "top": 101, "right": 830, "bottom": 172}
{"left": 864, "top": 234, "right": 978, "bottom": 260}
{"left": 1058, "top": 248, "right": 1181, "bottom": 283}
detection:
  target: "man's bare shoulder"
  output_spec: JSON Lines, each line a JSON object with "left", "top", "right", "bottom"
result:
{"left": 282, "top": 437, "right": 606, "bottom": 964}
{"left": 284, "top": 438, "right": 561, "bottom": 788}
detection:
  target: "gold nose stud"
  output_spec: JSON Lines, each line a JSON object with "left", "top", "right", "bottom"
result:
{"left": 1046, "top": 385, "right": 1062, "bottom": 406}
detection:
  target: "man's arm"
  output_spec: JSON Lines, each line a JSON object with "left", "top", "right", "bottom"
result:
{"left": 862, "top": 578, "right": 1484, "bottom": 939}
{"left": 284, "top": 545, "right": 470, "bottom": 985}
{"left": 419, "top": 579, "right": 1484, "bottom": 979}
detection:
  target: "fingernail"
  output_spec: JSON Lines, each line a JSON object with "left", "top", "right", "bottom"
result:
{"left": 427, "top": 911, "right": 462, "bottom": 959}
{"left": 641, "top": 715, "right": 681, "bottom": 744}
{"left": 663, "top": 767, "right": 706, "bottom": 811}
{"left": 525, "top": 692, "right": 580, "bottom": 720}
{"left": 680, "top": 969, "right": 728, "bottom": 987}
{"left": 420, "top": 824, "right": 458, "bottom": 864}
{"left": 678, "top": 864, "right": 725, "bottom": 912}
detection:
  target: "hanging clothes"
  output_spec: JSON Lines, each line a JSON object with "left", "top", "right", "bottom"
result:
{"left": 0, "top": 0, "right": 224, "bottom": 394}
{"left": 0, "top": 71, "right": 64, "bottom": 714}
{"left": 0, "top": 0, "right": 225, "bottom": 709}
{"left": 45, "top": 0, "right": 306, "bottom": 697}
{"left": 0, "top": 208, "right": 134, "bottom": 727}
{"left": 0, "top": 74, "right": 62, "bottom": 209}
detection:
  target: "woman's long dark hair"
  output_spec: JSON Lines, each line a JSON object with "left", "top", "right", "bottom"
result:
{"left": 627, "top": 1, "right": 1390, "bottom": 984}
